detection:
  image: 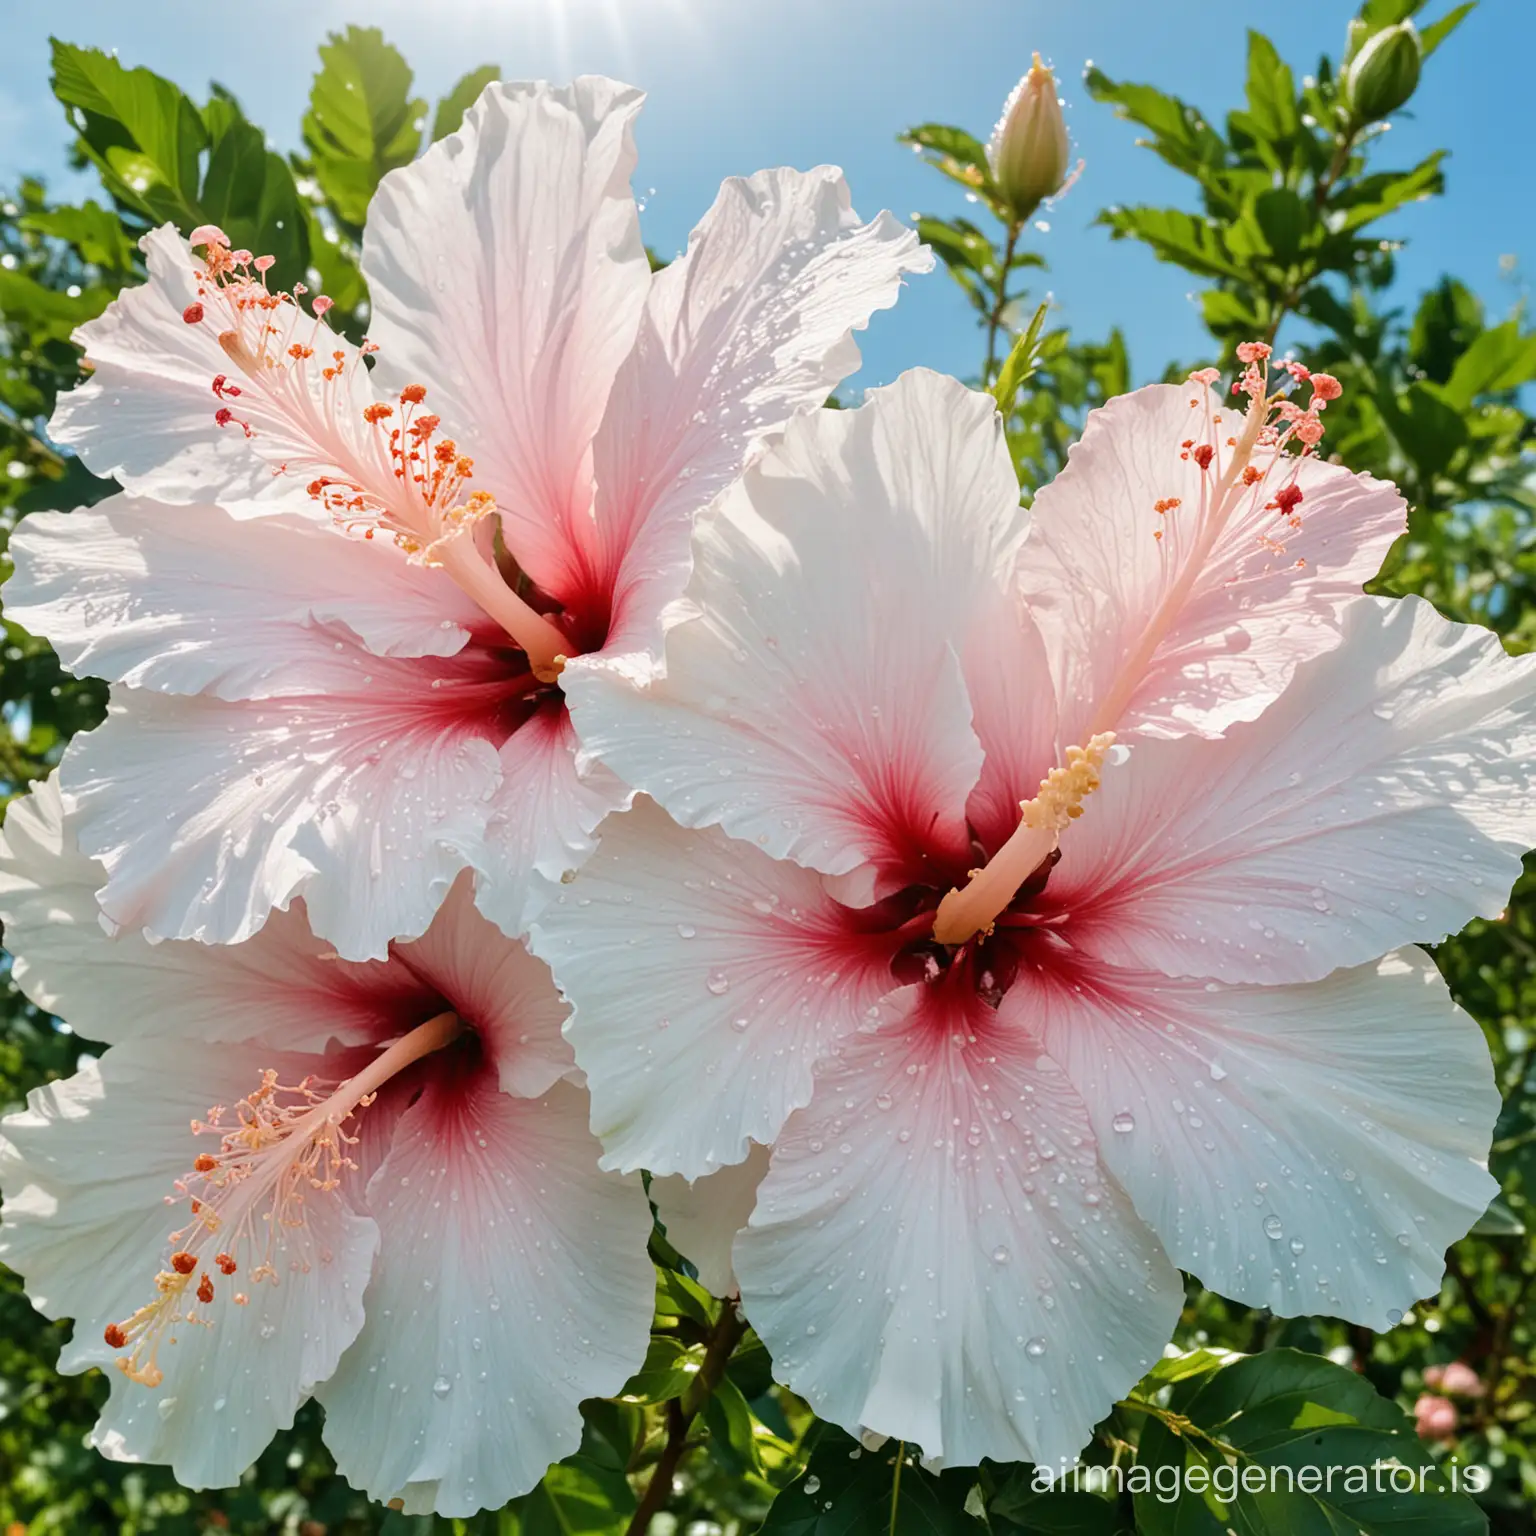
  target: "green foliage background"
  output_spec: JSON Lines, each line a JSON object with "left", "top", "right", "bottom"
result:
{"left": 0, "top": 2, "right": 1532, "bottom": 1532}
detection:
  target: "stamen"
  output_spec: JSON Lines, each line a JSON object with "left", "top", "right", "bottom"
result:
{"left": 104, "top": 1010, "right": 463, "bottom": 1389}
{"left": 933, "top": 734, "right": 1116, "bottom": 945}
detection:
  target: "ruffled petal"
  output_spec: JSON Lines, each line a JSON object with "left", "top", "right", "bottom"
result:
{"left": 734, "top": 982, "right": 1182, "bottom": 1468}
{"left": 60, "top": 678, "right": 501, "bottom": 960}
{"left": 362, "top": 78, "right": 650, "bottom": 605}
{"left": 1050, "top": 595, "right": 1536, "bottom": 983}
{"left": 51, "top": 225, "right": 376, "bottom": 516}
{"left": 650, "top": 1143, "right": 771, "bottom": 1297}
{"left": 0, "top": 1039, "right": 378, "bottom": 1489}
{"left": 471, "top": 701, "right": 631, "bottom": 941}
{"left": 567, "top": 371, "right": 1024, "bottom": 890}
{"left": 1033, "top": 950, "right": 1499, "bottom": 1327}
{"left": 396, "top": 875, "right": 575, "bottom": 1099}
{"left": 317, "top": 1074, "right": 653, "bottom": 1516}
{"left": 0, "top": 772, "right": 419, "bottom": 1048}
{"left": 1019, "top": 382, "right": 1406, "bottom": 745}
{"left": 6, "top": 496, "right": 482, "bottom": 699}
{"left": 531, "top": 798, "right": 896, "bottom": 1178}
{"left": 582, "top": 166, "right": 933, "bottom": 659}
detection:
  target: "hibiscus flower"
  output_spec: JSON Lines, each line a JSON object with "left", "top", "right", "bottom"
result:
{"left": 0, "top": 775, "right": 653, "bottom": 1514}
{"left": 531, "top": 358, "right": 1531, "bottom": 1467}
{"left": 6, "top": 77, "right": 930, "bottom": 959}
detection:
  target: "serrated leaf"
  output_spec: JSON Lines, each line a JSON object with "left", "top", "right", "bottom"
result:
{"left": 303, "top": 26, "right": 425, "bottom": 227}
{"left": 434, "top": 64, "right": 500, "bottom": 141}
{"left": 993, "top": 302, "right": 1050, "bottom": 410}
{"left": 1442, "top": 322, "right": 1536, "bottom": 411}
{"left": 1097, "top": 206, "right": 1243, "bottom": 281}
{"left": 50, "top": 40, "right": 208, "bottom": 222}
{"left": 1242, "top": 31, "right": 1300, "bottom": 146}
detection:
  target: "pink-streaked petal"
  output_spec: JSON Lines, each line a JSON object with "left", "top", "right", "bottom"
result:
{"left": 51, "top": 225, "right": 375, "bottom": 517}
{"left": 650, "top": 1143, "right": 771, "bottom": 1297}
{"left": 60, "top": 682, "right": 501, "bottom": 961}
{"left": 317, "top": 1074, "right": 652, "bottom": 1516}
{"left": 734, "top": 981, "right": 1182, "bottom": 1468}
{"left": 398, "top": 874, "right": 575, "bottom": 1099}
{"left": 0, "top": 1038, "right": 378, "bottom": 1489}
{"left": 471, "top": 702, "right": 631, "bottom": 942}
{"left": 567, "top": 371, "right": 1024, "bottom": 891}
{"left": 1033, "top": 950, "right": 1499, "bottom": 1327}
{"left": 961, "top": 583, "right": 1059, "bottom": 855}
{"left": 583, "top": 166, "right": 934, "bottom": 659}
{"left": 1051, "top": 595, "right": 1536, "bottom": 984}
{"left": 530, "top": 798, "right": 897, "bottom": 1178}
{"left": 6, "top": 497, "right": 482, "bottom": 699}
{"left": 363, "top": 78, "right": 650, "bottom": 606}
{"left": 0, "top": 772, "right": 426, "bottom": 1049}
{"left": 1020, "top": 382, "right": 1406, "bottom": 745}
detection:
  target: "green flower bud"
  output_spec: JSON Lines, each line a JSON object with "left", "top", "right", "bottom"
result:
{"left": 1343, "top": 21, "right": 1422, "bottom": 125}
{"left": 987, "top": 54, "right": 1071, "bottom": 224}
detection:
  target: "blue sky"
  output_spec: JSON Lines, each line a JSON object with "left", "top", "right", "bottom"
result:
{"left": 1, "top": 0, "right": 1529, "bottom": 392}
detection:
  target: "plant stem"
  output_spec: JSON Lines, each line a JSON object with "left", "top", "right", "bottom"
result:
{"left": 984, "top": 221, "right": 1022, "bottom": 385}
{"left": 624, "top": 1305, "right": 748, "bottom": 1536}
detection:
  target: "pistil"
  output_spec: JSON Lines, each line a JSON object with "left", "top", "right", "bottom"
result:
{"left": 933, "top": 735, "right": 1115, "bottom": 945}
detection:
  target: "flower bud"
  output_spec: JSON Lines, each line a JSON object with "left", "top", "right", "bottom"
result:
{"left": 987, "top": 54, "right": 1071, "bottom": 223}
{"left": 1342, "top": 21, "right": 1422, "bottom": 125}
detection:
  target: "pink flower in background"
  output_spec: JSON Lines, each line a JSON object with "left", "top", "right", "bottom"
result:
{"left": 1424, "top": 1360, "right": 1485, "bottom": 1397}
{"left": 532, "top": 360, "right": 1532, "bottom": 1466}
{"left": 6, "top": 76, "right": 930, "bottom": 960}
{"left": 1415, "top": 1394, "right": 1460, "bottom": 1442}
{"left": 0, "top": 776, "right": 653, "bottom": 1515}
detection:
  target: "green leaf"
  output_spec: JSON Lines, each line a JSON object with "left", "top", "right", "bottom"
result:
{"left": 1442, "top": 320, "right": 1536, "bottom": 410}
{"left": 1420, "top": 1, "right": 1476, "bottom": 56}
{"left": 989, "top": 1469, "right": 1129, "bottom": 1535}
{"left": 303, "top": 26, "right": 425, "bottom": 227}
{"left": 654, "top": 1265, "right": 716, "bottom": 1327}
{"left": 1408, "top": 277, "right": 1485, "bottom": 381}
{"left": 19, "top": 201, "right": 135, "bottom": 272}
{"left": 50, "top": 40, "right": 208, "bottom": 223}
{"left": 0, "top": 269, "right": 112, "bottom": 343}
{"left": 701, "top": 1372, "right": 766, "bottom": 1477}
{"left": 759, "top": 1425, "right": 983, "bottom": 1536}
{"left": 1252, "top": 187, "right": 1311, "bottom": 262}
{"left": 617, "top": 1336, "right": 704, "bottom": 1404}
{"left": 434, "top": 64, "right": 500, "bottom": 141}
{"left": 915, "top": 215, "right": 998, "bottom": 279}
{"left": 506, "top": 1453, "right": 636, "bottom": 1536}
{"left": 1131, "top": 1350, "right": 1486, "bottom": 1536}
{"left": 1097, "top": 206, "right": 1242, "bottom": 281}
{"left": 1398, "top": 381, "right": 1468, "bottom": 479}
{"left": 1331, "top": 151, "right": 1446, "bottom": 233}
{"left": 994, "top": 303, "right": 1050, "bottom": 410}
{"left": 199, "top": 114, "right": 308, "bottom": 288}
{"left": 899, "top": 123, "right": 991, "bottom": 176}
{"left": 1083, "top": 70, "right": 1228, "bottom": 181}
{"left": 1242, "top": 31, "right": 1300, "bottom": 146}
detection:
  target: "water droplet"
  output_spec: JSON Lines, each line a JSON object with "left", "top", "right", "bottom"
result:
{"left": 433, "top": 1376, "right": 453, "bottom": 1398}
{"left": 706, "top": 970, "right": 730, "bottom": 996}
{"left": 676, "top": 923, "right": 697, "bottom": 939}
{"left": 1289, "top": 1236, "right": 1306, "bottom": 1255}
{"left": 804, "top": 1476, "right": 822, "bottom": 1496}
{"left": 1111, "top": 1111, "right": 1136, "bottom": 1134}
{"left": 1263, "top": 1215, "right": 1284, "bottom": 1240}
{"left": 991, "top": 1246, "right": 1010, "bottom": 1265}
{"left": 1024, "top": 1337, "right": 1048, "bottom": 1359}
{"left": 1386, "top": 1308, "right": 1404, "bottom": 1326}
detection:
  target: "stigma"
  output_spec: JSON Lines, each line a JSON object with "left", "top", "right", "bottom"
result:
{"left": 104, "top": 1011, "right": 463, "bottom": 1389}
{"left": 933, "top": 734, "right": 1116, "bottom": 947}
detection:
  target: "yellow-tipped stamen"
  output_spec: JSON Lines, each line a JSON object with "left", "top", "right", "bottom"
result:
{"left": 933, "top": 734, "right": 1116, "bottom": 946}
